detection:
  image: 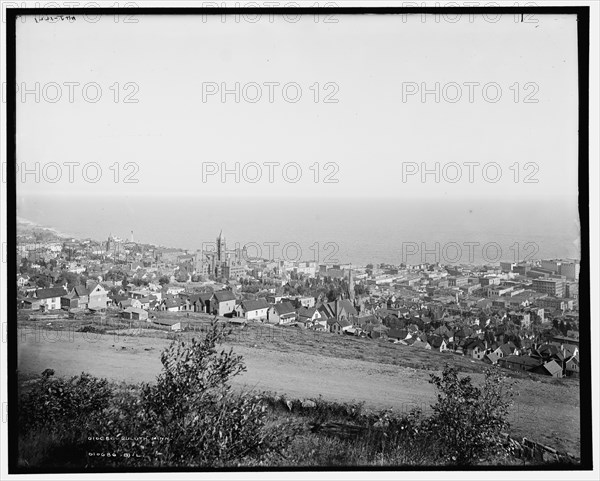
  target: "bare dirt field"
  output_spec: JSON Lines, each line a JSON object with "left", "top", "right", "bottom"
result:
{"left": 16, "top": 325, "right": 580, "bottom": 456}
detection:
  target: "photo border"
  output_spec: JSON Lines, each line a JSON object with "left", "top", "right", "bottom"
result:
{"left": 5, "top": 4, "right": 592, "bottom": 474}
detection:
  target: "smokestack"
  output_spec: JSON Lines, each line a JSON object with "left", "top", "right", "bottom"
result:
{"left": 131, "top": 230, "right": 134, "bottom": 243}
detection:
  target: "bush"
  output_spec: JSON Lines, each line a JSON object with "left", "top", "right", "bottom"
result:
{"left": 19, "top": 372, "right": 113, "bottom": 436}
{"left": 97, "top": 320, "right": 290, "bottom": 467}
{"left": 426, "top": 364, "right": 514, "bottom": 465}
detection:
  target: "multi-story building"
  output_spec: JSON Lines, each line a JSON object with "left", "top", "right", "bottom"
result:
{"left": 536, "top": 297, "right": 573, "bottom": 311}
{"left": 540, "top": 259, "right": 580, "bottom": 281}
{"left": 560, "top": 261, "right": 580, "bottom": 281}
{"left": 541, "top": 259, "right": 561, "bottom": 273}
{"left": 532, "top": 278, "right": 564, "bottom": 297}
{"left": 193, "top": 231, "right": 247, "bottom": 279}
{"left": 487, "top": 285, "right": 514, "bottom": 297}
{"left": 566, "top": 281, "right": 579, "bottom": 299}
{"left": 448, "top": 276, "right": 468, "bottom": 287}
{"left": 499, "top": 262, "right": 516, "bottom": 273}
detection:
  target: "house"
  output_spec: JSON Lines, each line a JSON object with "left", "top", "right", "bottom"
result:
{"left": 267, "top": 302, "right": 297, "bottom": 325}
{"left": 429, "top": 335, "right": 448, "bottom": 352}
{"left": 387, "top": 329, "right": 409, "bottom": 342}
{"left": 343, "top": 326, "right": 365, "bottom": 337}
{"left": 87, "top": 283, "right": 109, "bottom": 309}
{"left": 532, "top": 360, "right": 563, "bottom": 378}
{"left": 152, "top": 318, "right": 182, "bottom": 331}
{"left": 565, "top": 355, "right": 580, "bottom": 378}
{"left": 110, "top": 294, "right": 129, "bottom": 307}
{"left": 21, "top": 297, "right": 41, "bottom": 310}
{"left": 432, "top": 325, "right": 453, "bottom": 341}
{"left": 463, "top": 339, "right": 486, "bottom": 360}
{"left": 498, "top": 354, "right": 542, "bottom": 372}
{"left": 33, "top": 287, "right": 67, "bottom": 311}
{"left": 297, "top": 296, "right": 316, "bottom": 308}
{"left": 193, "top": 293, "right": 213, "bottom": 313}
{"left": 531, "top": 344, "right": 565, "bottom": 366}
{"left": 166, "top": 286, "right": 186, "bottom": 296}
{"left": 297, "top": 306, "right": 321, "bottom": 325}
{"left": 412, "top": 339, "right": 432, "bottom": 350}
{"left": 210, "top": 290, "right": 237, "bottom": 317}
{"left": 483, "top": 352, "right": 500, "bottom": 365}
{"left": 160, "top": 298, "right": 184, "bottom": 312}
{"left": 493, "top": 343, "right": 515, "bottom": 359}
{"left": 121, "top": 307, "right": 149, "bottom": 321}
{"left": 61, "top": 286, "right": 90, "bottom": 310}
{"left": 119, "top": 298, "right": 142, "bottom": 310}
{"left": 138, "top": 297, "right": 152, "bottom": 310}
{"left": 128, "top": 289, "right": 150, "bottom": 299}
{"left": 236, "top": 299, "right": 269, "bottom": 321}
{"left": 327, "top": 317, "right": 352, "bottom": 334}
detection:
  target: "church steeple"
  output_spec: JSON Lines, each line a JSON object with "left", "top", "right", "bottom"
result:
{"left": 348, "top": 264, "right": 355, "bottom": 303}
{"left": 217, "top": 230, "right": 226, "bottom": 261}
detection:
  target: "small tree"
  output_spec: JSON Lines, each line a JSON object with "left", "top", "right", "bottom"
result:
{"left": 427, "top": 364, "right": 513, "bottom": 465}
{"left": 101, "top": 320, "right": 285, "bottom": 467}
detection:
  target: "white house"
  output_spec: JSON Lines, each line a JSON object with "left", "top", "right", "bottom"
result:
{"left": 267, "top": 302, "right": 297, "bottom": 324}
{"left": 236, "top": 299, "right": 269, "bottom": 321}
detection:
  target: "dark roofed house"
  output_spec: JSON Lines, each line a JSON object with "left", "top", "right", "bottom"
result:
{"left": 268, "top": 302, "right": 297, "bottom": 325}
{"left": 110, "top": 294, "right": 129, "bottom": 307}
{"left": 61, "top": 285, "right": 90, "bottom": 310}
{"left": 236, "top": 298, "right": 269, "bottom": 321}
{"left": 429, "top": 335, "right": 448, "bottom": 352}
{"left": 34, "top": 287, "right": 67, "bottom": 311}
{"left": 210, "top": 290, "right": 237, "bottom": 317}
{"left": 387, "top": 328, "right": 409, "bottom": 342}
{"left": 483, "top": 351, "right": 500, "bottom": 365}
{"left": 532, "top": 360, "right": 563, "bottom": 378}
{"left": 297, "top": 306, "right": 320, "bottom": 325}
{"left": 193, "top": 293, "right": 213, "bottom": 313}
{"left": 499, "top": 354, "right": 542, "bottom": 372}
{"left": 327, "top": 317, "right": 352, "bottom": 334}
{"left": 160, "top": 298, "right": 184, "bottom": 312}
{"left": 463, "top": 339, "right": 486, "bottom": 360}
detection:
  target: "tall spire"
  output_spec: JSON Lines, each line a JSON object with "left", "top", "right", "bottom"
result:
{"left": 348, "top": 264, "right": 355, "bottom": 303}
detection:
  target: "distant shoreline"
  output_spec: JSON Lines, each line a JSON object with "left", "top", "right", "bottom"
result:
{"left": 17, "top": 216, "right": 76, "bottom": 241}
{"left": 16, "top": 217, "right": 581, "bottom": 268}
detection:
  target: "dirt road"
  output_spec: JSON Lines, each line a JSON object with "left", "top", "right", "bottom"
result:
{"left": 16, "top": 328, "right": 580, "bottom": 454}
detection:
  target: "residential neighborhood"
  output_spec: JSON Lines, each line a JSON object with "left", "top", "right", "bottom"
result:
{"left": 17, "top": 226, "right": 581, "bottom": 380}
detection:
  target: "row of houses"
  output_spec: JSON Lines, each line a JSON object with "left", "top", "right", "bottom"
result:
{"left": 383, "top": 327, "right": 579, "bottom": 378}
{"left": 20, "top": 284, "right": 109, "bottom": 311}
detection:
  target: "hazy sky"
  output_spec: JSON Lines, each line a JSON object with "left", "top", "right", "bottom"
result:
{"left": 15, "top": 12, "right": 579, "bottom": 200}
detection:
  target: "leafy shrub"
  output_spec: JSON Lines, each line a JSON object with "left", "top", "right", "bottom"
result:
{"left": 19, "top": 372, "right": 113, "bottom": 436}
{"left": 97, "top": 320, "right": 291, "bottom": 467}
{"left": 426, "top": 364, "right": 513, "bottom": 465}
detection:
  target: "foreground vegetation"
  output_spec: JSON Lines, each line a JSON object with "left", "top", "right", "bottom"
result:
{"left": 17, "top": 321, "right": 563, "bottom": 469}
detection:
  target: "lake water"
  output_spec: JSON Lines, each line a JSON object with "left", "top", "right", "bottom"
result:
{"left": 17, "top": 194, "right": 581, "bottom": 266}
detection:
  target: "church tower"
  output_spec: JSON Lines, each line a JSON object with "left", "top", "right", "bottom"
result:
{"left": 348, "top": 265, "right": 355, "bottom": 303}
{"left": 217, "top": 230, "right": 226, "bottom": 262}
